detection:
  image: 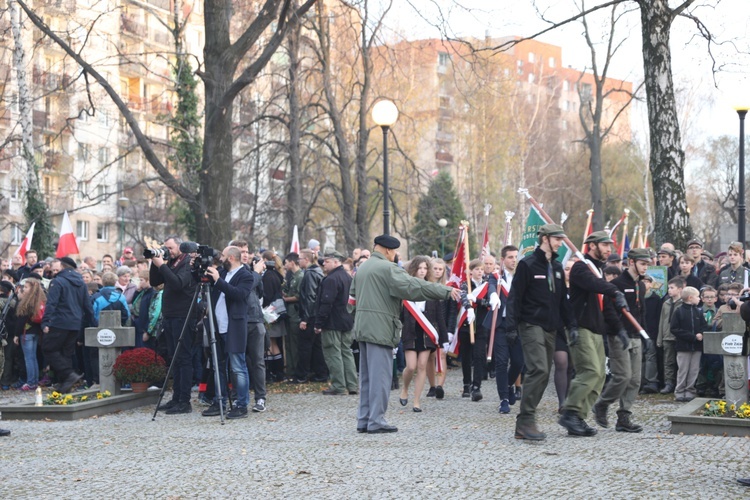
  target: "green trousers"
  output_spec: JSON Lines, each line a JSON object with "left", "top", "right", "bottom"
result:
{"left": 563, "top": 327, "right": 605, "bottom": 419}
{"left": 321, "top": 329, "right": 358, "bottom": 393}
{"left": 284, "top": 320, "right": 300, "bottom": 379}
{"left": 516, "top": 322, "right": 556, "bottom": 425}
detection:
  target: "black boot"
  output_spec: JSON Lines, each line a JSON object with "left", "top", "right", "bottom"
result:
{"left": 559, "top": 410, "right": 595, "bottom": 437}
{"left": 462, "top": 384, "right": 471, "bottom": 398}
{"left": 615, "top": 413, "right": 643, "bottom": 433}
{"left": 470, "top": 385, "right": 483, "bottom": 402}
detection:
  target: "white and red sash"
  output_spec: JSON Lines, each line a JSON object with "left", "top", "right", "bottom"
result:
{"left": 452, "top": 281, "right": 489, "bottom": 355}
{"left": 404, "top": 300, "right": 443, "bottom": 373}
{"left": 492, "top": 270, "right": 511, "bottom": 298}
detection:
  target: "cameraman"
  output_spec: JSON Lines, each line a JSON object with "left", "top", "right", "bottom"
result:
{"left": 151, "top": 236, "right": 198, "bottom": 415}
{"left": 204, "top": 246, "right": 254, "bottom": 419}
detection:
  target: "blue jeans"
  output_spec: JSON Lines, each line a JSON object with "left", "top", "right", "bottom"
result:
{"left": 21, "top": 334, "right": 39, "bottom": 386}
{"left": 229, "top": 352, "right": 249, "bottom": 408}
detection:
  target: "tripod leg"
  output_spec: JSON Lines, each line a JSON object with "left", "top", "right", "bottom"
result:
{"left": 203, "top": 284, "right": 226, "bottom": 424}
{"left": 152, "top": 285, "right": 200, "bottom": 421}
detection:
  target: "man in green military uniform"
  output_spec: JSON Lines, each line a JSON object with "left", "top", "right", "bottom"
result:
{"left": 282, "top": 253, "right": 304, "bottom": 381}
{"left": 350, "top": 235, "right": 460, "bottom": 434}
{"left": 505, "top": 224, "right": 577, "bottom": 441}
{"left": 560, "top": 230, "right": 629, "bottom": 437}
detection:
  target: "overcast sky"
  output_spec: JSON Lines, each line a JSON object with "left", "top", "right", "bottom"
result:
{"left": 379, "top": 0, "right": 750, "bottom": 146}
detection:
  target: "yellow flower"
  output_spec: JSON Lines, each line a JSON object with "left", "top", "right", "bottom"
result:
{"left": 51, "top": 391, "right": 60, "bottom": 398}
{"left": 96, "top": 393, "right": 103, "bottom": 399}
{"left": 80, "top": 396, "right": 88, "bottom": 401}
{"left": 103, "top": 390, "right": 111, "bottom": 397}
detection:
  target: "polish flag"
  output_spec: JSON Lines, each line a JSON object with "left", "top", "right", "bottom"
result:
{"left": 13, "top": 222, "right": 35, "bottom": 265}
{"left": 290, "top": 225, "right": 300, "bottom": 254}
{"left": 447, "top": 224, "right": 467, "bottom": 288}
{"left": 55, "top": 211, "right": 79, "bottom": 257}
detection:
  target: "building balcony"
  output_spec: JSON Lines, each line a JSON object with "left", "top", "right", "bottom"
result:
{"left": 121, "top": 14, "right": 146, "bottom": 37}
{"left": 42, "top": 150, "right": 74, "bottom": 174}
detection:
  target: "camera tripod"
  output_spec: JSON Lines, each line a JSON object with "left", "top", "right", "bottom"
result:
{"left": 152, "top": 277, "right": 229, "bottom": 424}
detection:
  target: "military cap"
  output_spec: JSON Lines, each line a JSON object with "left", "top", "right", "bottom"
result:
{"left": 30, "top": 262, "right": 45, "bottom": 271}
{"left": 701, "top": 250, "right": 714, "bottom": 260}
{"left": 686, "top": 238, "right": 704, "bottom": 248}
{"left": 374, "top": 234, "right": 401, "bottom": 249}
{"left": 443, "top": 251, "right": 454, "bottom": 262}
{"left": 537, "top": 224, "right": 566, "bottom": 238}
{"left": 323, "top": 250, "right": 346, "bottom": 261}
{"left": 627, "top": 248, "right": 652, "bottom": 262}
{"left": 607, "top": 253, "right": 621, "bottom": 262}
{"left": 584, "top": 230, "right": 613, "bottom": 244}
{"left": 656, "top": 248, "right": 675, "bottom": 257}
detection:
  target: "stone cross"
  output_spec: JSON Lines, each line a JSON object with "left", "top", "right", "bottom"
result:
{"left": 84, "top": 310, "right": 135, "bottom": 396}
{"left": 703, "top": 312, "right": 748, "bottom": 407}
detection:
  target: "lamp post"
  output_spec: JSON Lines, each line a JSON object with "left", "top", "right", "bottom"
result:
{"left": 438, "top": 218, "right": 448, "bottom": 256}
{"left": 372, "top": 99, "right": 399, "bottom": 235}
{"left": 737, "top": 106, "right": 748, "bottom": 248}
{"left": 118, "top": 196, "right": 130, "bottom": 255}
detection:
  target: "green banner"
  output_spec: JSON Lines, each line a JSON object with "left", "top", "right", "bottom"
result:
{"left": 519, "top": 204, "right": 572, "bottom": 264}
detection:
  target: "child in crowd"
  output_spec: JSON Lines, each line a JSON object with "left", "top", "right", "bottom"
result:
{"left": 696, "top": 286, "right": 722, "bottom": 398}
{"left": 656, "top": 276, "right": 685, "bottom": 394}
{"left": 670, "top": 287, "right": 706, "bottom": 402}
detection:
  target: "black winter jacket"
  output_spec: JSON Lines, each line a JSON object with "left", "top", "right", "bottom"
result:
{"left": 42, "top": 267, "right": 93, "bottom": 332}
{"left": 242, "top": 264, "right": 264, "bottom": 324}
{"left": 569, "top": 254, "right": 620, "bottom": 334}
{"left": 314, "top": 265, "right": 354, "bottom": 331}
{"left": 671, "top": 303, "right": 706, "bottom": 352}
{"left": 610, "top": 269, "right": 646, "bottom": 338}
{"left": 149, "top": 254, "right": 197, "bottom": 319}
{"left": 506, "top": 247, "right": 575, "bottom": 333}
{"left": 299, "top": 264, "right": 324, "bottom": 323}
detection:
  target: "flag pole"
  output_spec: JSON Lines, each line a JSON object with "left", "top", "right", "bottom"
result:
{"left": 619, "top": 209, "right": 630, "bottom": 257}
{"left": 461, "top": 220, "right": 475, "bottom": 344}
{"left": 487, "top": 211, "right": 514, "bottom": 361}
{"left": 582, "top": 208, "right": 594, "bottom": 249}
{"left": 481, "top": 204, "right": 491, "bottom": 259}
{"left": 518, "top": 188, "right": 649, "bottom": 339}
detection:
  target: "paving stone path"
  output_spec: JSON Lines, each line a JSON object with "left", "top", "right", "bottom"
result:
{"left": 1, "top": 368, "right": 748, "bottom": 498}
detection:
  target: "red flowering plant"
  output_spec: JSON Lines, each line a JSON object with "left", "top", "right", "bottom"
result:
{"left": 113, "top": 348, "right": 167, "bottom": 384}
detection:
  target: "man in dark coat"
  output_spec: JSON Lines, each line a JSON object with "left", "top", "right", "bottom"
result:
{"left": 314, "top": 250, "right": 357, "bottom": 395}
{"left": 41, "top": 257, "right": 94, "bottom": 393}
{"left": 204, "top": 246, "right": 254, "bottom": 419}
{"left": 296, "top": 249, "right": 328, "bottom": 383}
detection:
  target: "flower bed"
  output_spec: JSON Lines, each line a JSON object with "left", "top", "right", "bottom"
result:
{"left": 668, "top": 398, "right": 750, "bottom": 437}
{"left": 45, "top": 390, "right": 111, "bottom": 405}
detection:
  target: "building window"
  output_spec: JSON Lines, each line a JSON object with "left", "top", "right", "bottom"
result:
{"left": 11, "top": 224, "right": 22, "bottom": 245}
{"left": 549, "top": 57, "right": 556, "bottom": 68}
{"left": 563, "top": 80, "right": 570, "bottom": 92}
{"left": 562, "top": 100, "right": 569, "bottom": 111}
{"left": 97, "top": 184, "right": 108, "bottom": 199}
{"left": 528, "top": 73, "right": 535, "bottom": 84}
{"left": 98, "top": 147, "right": 109, "bottom": 165}
{"left": 77, "top": 181, "right": 88, "bottom": 200}
{"left": 96, "top": 223, "right": 109, "bottom": 242}
{"left": 438, "top": 52, "right": 450, "bottom": 67}
{"left": 561, "top": 120, "right": 568, "bottom": 130}
{"left": 78, "top": 143, "right": 90, "bottom": 161}
{"left": 439, "top": 96, "right": 450, "bottom": 109}
{"left": 528, "top": 52, "right": 535, "bottom": 63}
{"left": 580, "top": 83, "right": 593, "bottom": 103}
{"left": 76, "top": 220, "right": 89, "bottom": 240}
{"left": 10, "top": 179, "right": 23, "bottom": 200}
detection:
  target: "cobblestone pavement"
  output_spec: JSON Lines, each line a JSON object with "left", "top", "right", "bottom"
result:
{"left": 1, "top": 367, "right": 749, "bottom": 499}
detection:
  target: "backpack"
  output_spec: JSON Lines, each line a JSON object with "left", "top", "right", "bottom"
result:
{"left": 99, "top": 290, "right": 129, "bottom": 326}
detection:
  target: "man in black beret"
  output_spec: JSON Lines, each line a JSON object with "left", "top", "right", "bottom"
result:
{"left": 350, "top": 235, "right": 460, "bottom": 433}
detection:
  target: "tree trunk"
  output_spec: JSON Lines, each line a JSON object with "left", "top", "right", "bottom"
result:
{"left": 199, "top": 0, "right": 236, "bottom": 248}
{"left": 589, "top": 134, "right": 604, "bottom": 230}
{"left": 639, "top": 0, "right": 691, "bottom": 248}
{"left": 355, "top": 27, "right": 371, "bottom": 248}
{"left": 285, "top": 21, "right": 304, "bottom": 247}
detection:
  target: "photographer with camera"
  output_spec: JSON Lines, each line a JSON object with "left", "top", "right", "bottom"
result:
{"left": 150, "top": 236, "right": 198, "bottom": 415}
{"left": 203, "top": 246, "right": 254, "bottom": 419}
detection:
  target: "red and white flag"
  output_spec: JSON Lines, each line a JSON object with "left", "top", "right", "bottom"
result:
{"left": 55, "top": 211, "right": 79, "bottom": 257}
{"left": 290, "top": 225, "right": 300, "bottom": 254}
{"left": 480, "top": 204, "right": 491, "bottom": 260}
{"left": 447, "top": 225, "right": 467, "bottom": 289}
{"left": 13, "top": 222, "right": 35, "bottom": 265}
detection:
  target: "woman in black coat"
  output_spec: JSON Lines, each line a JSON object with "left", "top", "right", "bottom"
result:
{"left": 262, "top": 251, "right": 287, "bottom": 382}
{"left": 398, "top": 256, "right": 447, "bottom": 412}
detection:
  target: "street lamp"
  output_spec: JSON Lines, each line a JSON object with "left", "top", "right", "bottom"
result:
{"left": 736, "top": 104, "right": 749, "bottom": 248}
{"left": 118, "top": 196, "right": 130, "bottom": 255}
{"left": 372, "top": 99, "right": 399, "bottom": 235}
{"left": 438, "top": 218, "right": 448, "bottom": 256}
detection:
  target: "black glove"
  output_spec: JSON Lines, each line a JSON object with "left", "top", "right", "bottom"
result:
{"left": 613, "top": 291, "right": 629, "bottom": 311}
{"left": 506, "top": 329, "right": 518, "bottom": 344}
{"left": 617, "top": 329, "right": 630, "bottom": 350}
{"left": 642, "top": 336, "right": 653, "bottom": 352}
{"left": 568, "top": 327, "right": 579, "bottom": 347}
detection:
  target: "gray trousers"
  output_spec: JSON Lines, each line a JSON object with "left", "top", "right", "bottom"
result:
{"left": 246, "top": 322, "right": 267, "bottom": 402}
{"left": 516, "top": 322, "right": 556, "bottom": 426}
{"left": 642, "top": 340, "right": 658, "bottom": 386}
{"left": 357, "top": 342, "right": 393, "bottom": 431}
{"left": 598, "top": 337, "right": 641, "bottom": 416}
{"left": 676, "top": 351, "right": 701, "bottom": 398}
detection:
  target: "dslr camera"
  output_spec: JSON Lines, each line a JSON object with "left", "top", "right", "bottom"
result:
{"left": 144, "top": 246, "right": 169, "bottom": 259}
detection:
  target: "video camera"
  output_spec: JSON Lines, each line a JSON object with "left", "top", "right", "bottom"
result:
{"left": 179, "top": 241, "right": 221, "bottom": 281}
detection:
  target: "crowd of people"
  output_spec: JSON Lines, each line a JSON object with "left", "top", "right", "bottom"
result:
{"left": 0, "top": 230, "right": 748, "bottom": 463}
